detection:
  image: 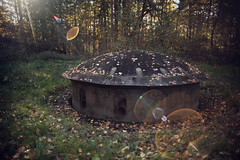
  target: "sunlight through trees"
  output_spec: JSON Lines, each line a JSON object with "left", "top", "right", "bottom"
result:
{"left": 0, "top": 0, "right": 239, "bottom": 59}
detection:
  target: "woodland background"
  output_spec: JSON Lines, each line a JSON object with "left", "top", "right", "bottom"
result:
{"left": 1, "top": 0, "right": 240, "bottom": 64}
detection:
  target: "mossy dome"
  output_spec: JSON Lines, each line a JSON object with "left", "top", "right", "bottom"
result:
{"left": 62, "top": 50, "right": 208, "bottom": 86}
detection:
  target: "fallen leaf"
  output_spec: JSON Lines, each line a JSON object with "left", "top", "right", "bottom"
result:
{"left": 47, "top": 149, "right": 52, "bottom": 154}
{"left": 28, "top": 151, "right": 35, "bottom": 159}
{"left": 106, "top": 121, "right": 110, "bottom": 126}
{"left": 140, "top": 152, "right": 145, "bottom": 157}
{"left": 36, "top": 128, "right": 40, "bottom": 135}
{"left": 18, "top": 146, "right": 26, "bottom": 153}
{"left": 126, "top": 153, "right": 131, "bottom": 159}
{"left": 13, "top": 153, "right": 20, "bottom": 159}
{"left": 78, "top": 148, "right": 82, "bottom": 153}
{"left": 121, "top": 146, "right": 129, "bottom": 153}
{"left": 24, "top": 155, "right": 30, "bottom": 159}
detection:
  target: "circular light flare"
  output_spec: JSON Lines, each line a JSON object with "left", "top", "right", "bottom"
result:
{"left": 155, "top": 108, "right": 205, "bottom": 159}
{"left": 66, "top": 27, "right": 79, "bottom": 41}
{"left": 152, "top": 107, "right": 165, "bottom": 120}
{"left": 134, "top": 90, "right": 167, "bottom": 122}
{"left": 161, "top": 115, "right": 167, "bottom": 122}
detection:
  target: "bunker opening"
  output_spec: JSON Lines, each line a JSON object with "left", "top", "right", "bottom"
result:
{"left": 79, "top": 88, "right": 86, "bottom": 109}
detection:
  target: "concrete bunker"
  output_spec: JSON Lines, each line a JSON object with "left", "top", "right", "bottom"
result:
{"left": 63, "top": 50, "right": 208, "bottom": 122}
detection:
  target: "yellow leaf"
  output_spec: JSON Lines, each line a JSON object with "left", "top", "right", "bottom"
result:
{"left": 126, "top": 153, "right": 131, "bottom": 159}
{"left": 121, "top": 146, "right": 129, "bottom": 153}
{"left": 140, "top": 152, "right": 145, "bottom": 157}
{"left": 13, "top": 153, "right": 20, "bottom": 159}
{"left": 78, "top": 148, "right": 82, "bottom": 153}
{"left": 139, "top": 147, "right": 143, "bottom": 151}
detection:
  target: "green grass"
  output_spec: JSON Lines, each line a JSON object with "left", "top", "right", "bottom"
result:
{"left": 0, "top": 52, "right": 84, "bottom": 159}
{"left": 0, "top": 51, "right": 239, "bottom": 159}
{"left": 197, "top": 64, "right": 240, "bottom": 98}
{"left": 1, "top": 51, "right": 156, "bottom": 159}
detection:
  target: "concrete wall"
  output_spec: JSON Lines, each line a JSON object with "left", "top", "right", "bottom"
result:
{"left": 71, "top": 80, "right": 200, "bottom": 122}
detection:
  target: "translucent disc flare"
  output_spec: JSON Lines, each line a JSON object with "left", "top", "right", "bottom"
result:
{"left": 134, "top": 90, "right": 167, "bottom": 122}
{"left": 155, "top": 108, "right": 205, "bottom": 159}
{"left": 152, "top": 107, "right": 164, "bottom": 120}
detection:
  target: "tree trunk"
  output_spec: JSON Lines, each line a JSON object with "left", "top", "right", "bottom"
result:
{"left": 114, "top": 0, "right": 120, "bottom": 41}
{"left": 93, "top": 9, "right": 97, "bottom": 56}
{"left": 211, "top": 18, "right": 217, "bottom": 54}
{"left": 188, "top": 1, "right": 192, "bottom": 41}
{"left": 207, "top": 0, "right": 212, "bottom": 24}
{"left": 17, "top": 0, "right": 24, "bottom": 44}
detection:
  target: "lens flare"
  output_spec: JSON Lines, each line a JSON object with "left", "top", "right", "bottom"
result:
{"left": 152, "top": 107, "right": 166, "bottom": 121}
{"left": 188, "top": 141, "right": 199, "bottom": 153}
{"left": 161, "top": 115, "right": 167, "bottom": 122}
{"left": 66, "top": 27, "right": 79, "bottom": 40}
{"left": 155, "top": 108, "right": 205, "bottom": 159}
{"left": 134, "top": 90, "right": 167, "bottom": 122}
{"left": 24, "top": 1, "right": 37, "bottom": 46}
{"left": 83, "top": 43, "right": 92, "bottom": 52}
{"left": 54, "top": 16, "right": 61, "bottom": 23}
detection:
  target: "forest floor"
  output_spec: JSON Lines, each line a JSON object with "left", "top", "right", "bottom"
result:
{"left": 0, "top": 51, "right": 240, "bottom": 160}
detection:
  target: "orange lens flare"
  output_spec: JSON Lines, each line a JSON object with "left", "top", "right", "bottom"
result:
{"left": 66, "top": 27, "right": 79, "bottom": 41}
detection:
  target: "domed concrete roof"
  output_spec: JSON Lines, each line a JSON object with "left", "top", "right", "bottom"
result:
{"left": 62, "top": 50, "right": 208, "bottom": 86}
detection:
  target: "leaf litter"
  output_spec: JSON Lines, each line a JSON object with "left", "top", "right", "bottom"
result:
{"left": 46, "top": 86, "right": 240, "bottom": 159}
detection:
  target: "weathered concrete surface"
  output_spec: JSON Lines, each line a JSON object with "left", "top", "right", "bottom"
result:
{"left": 71, "top": 80, "right": 200, "bottom": 122}
{"left": 63, "top": 50, "right": 208, "bottom": 87}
